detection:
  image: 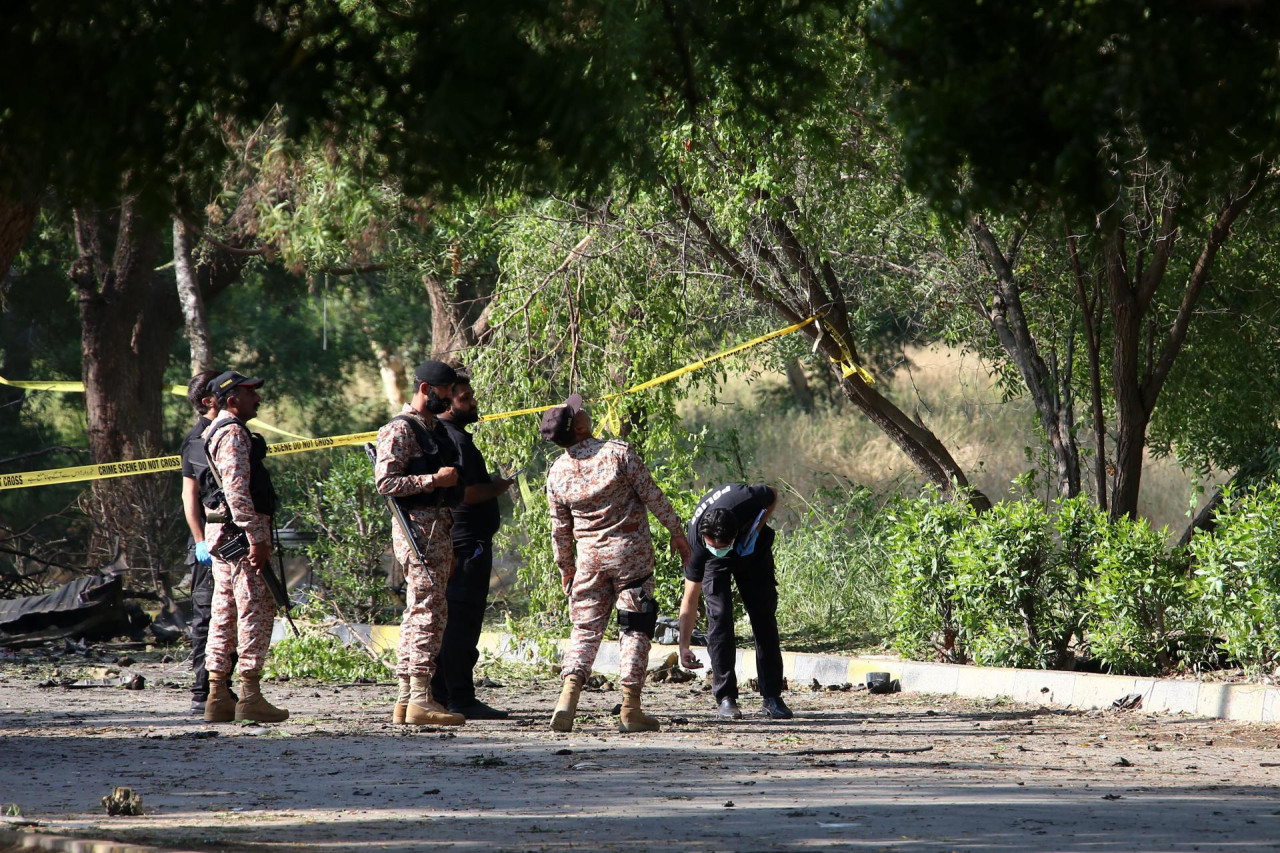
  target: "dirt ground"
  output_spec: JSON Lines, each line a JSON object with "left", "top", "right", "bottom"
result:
{"left": 3, "top": 650, "right": 1280, "bottom": 852}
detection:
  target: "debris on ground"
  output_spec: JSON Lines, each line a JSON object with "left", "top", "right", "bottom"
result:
{"left": 647, "top": 652, "right": 697, "bottom": 684}
{"left": 101, "top": 787, "right": 144, "bottom": 816}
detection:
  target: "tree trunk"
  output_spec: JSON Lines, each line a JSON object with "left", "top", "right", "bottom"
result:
{"left": 173, "top": 218, "right": 213, "bottom": 374}
{"left": 784, "top": 358, "right": 815, "bottom": 413}
{"left": 0, "top": 194, "right": 39, "bottom": 281}
{"left": 71, "top": 203, "right": 182, "bottom": 596}
{"left": 370, "top": 339, "right": 407, "bottom": 411}
{"left": 971, "top": 219, "right": 1082, "bottom": 499}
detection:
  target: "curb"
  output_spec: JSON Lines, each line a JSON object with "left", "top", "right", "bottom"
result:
{"left": 271, "top": 621, "right": 1280, "bottom": 723}
{"left": 0, "top": 828, "right": 192, "bottom": 852}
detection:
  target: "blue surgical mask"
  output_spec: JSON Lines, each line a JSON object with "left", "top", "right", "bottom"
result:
{"left": 707, "top": 544, "right": 733, "bottom": 558}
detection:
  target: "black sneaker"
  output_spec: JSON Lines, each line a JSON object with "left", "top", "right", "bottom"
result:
{"left": 761, "top": 696, "right": 794, "bottom": 719}
{"left": 448, "top": 700, "right": 509, "bottom": 720}
{"left": 716, "top": 697, "right": 743, "bottom": 720}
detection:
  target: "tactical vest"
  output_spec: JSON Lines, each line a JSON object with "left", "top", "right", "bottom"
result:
{"left": 392, "top": 414, "right": 464, "bottom": 510}
{"left": 199, "top": 418, "right": 278, "bottom": 516}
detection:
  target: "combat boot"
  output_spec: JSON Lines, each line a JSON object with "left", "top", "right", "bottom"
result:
{"left": 392, "top": 677, "right": 411, "bottom": 725}
{"left": 405, "top": 676, "right": 465, "bottom": 726}
{"left": 550, "top": 673, "right": 584, "bottom": 732}
{"left": 235, "top": 672, "right": 290, "bottom": 723}
{"left": 619, "top": 685, "right": 660, "bottom": 733}
{"left": 203, "top": 671, "right": 236, "bottom": 723}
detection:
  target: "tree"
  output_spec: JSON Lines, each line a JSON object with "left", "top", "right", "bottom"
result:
{"left": 867, "top": 0, "right": 1280, "bottom": 517}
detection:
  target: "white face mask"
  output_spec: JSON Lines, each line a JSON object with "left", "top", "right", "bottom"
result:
{"left": 706, "top": 544, "right": 733, "bottom": 558}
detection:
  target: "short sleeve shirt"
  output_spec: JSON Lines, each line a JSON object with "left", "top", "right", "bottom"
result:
{"left": 180, "top": 416, "right": 211, "bottom": 546}
{"left": 683, "top": 483, "right": 775, "bottom": 583}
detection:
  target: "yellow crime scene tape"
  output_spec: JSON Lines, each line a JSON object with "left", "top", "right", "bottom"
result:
{"left": 0, "top": 315, "right": 872, "bottom": 492}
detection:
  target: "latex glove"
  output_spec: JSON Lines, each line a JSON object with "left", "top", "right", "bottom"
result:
{"left": 735, "top": 509, "right": 766, "bottom": 556}
{"left": 194, "top": 541, "right": 213, "bottom": 567}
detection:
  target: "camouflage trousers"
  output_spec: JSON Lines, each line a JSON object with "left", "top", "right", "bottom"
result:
{"left": 394, "top": 508, "right": 454, "bottom": 680}
{"left": 204, "top": 525, "right": 275, "bottom": 676}
{"left": 561, "top": 559, "right": 655, "bottom": 688}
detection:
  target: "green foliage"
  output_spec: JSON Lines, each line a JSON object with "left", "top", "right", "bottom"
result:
{"left": 1085, "top": 516, "right": 1207, "bottom": 677}
{"left": 886, "top": 491, "right": 1204, "bottom": 673}
{"left": 265, "top": 628, "right": 393, "bottom": 683}
{"left": 884, "top": 489, "right": 977, "bottom": 662}
{"left": 773, "top": 484, "right": 893, "bottom": 650}
{"left": 282, "top": 452, "right": 395, "bottom": 624}
{"left": 866, "top": 1, "right": 1280, "bottom": 217}
{"left": 1191, "top": 483, "right": 1280, "bottom": 675}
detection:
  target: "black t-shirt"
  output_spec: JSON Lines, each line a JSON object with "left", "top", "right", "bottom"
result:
{"left": 439, "top": 417, "right": 502, "bottom": 542}
{"left": 180, "top": 415, "right": 212, "bottom": 546}
{"left": 683, "top": 483, "right": 775, "bottom": 583}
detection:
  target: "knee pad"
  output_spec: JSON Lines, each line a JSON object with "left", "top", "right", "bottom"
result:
{"left": 617, "top": 598, "right": 658, "bottom": 639}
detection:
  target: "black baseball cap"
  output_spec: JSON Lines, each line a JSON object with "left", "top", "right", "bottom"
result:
{"left": 207, "top": 370, "right": 264, "bottom": 400}
{"left": 539, "top": 393, "right": 584, "bottom": 446}
{"left": 414, "top": 360, "right": 458, "bottom": 386}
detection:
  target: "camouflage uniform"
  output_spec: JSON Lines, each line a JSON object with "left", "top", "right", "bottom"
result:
{"left": 203, "top": 412, "right": 275, "bottom": 676}
{"left": 546, "top": 437, "right": 685, "bottom": 687}
{"left": 375, "top": 405, "right": 456, "bottom": 681}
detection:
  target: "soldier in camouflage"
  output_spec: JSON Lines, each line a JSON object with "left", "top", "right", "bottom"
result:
{"left": 375, "top": 360, "right": 465, "bottom": 727}
{"left": 541, "top": 394, "right": 691, "bottom": 733}
{"left": 202, "top": 371, "right": 289, "bottom": 724}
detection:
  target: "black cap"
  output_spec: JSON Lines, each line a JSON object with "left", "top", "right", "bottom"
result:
{"left": 414, "top": 360, "right": 458, "bottom": 387}
{"left": 539, "top": 393, "right": 584, "bottom": 446}
{"left": 208, "top": 370, "right": 264, "bottom": 400}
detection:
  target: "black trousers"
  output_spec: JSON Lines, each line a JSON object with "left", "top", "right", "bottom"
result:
{"left": 431, "top": 538, "right": 493, "bottom": 707}
{"left": 702, "top": 545, "right": 784, "bottom": 702}
{"left": 189, "top": 549, "right": 235, "bottom": 700}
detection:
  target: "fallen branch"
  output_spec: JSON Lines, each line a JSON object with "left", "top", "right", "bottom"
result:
{"left": 790, "top": 745, "right": 934, "bottom": 756}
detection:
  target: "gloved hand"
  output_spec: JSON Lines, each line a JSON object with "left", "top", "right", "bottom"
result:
{"left": 194, "top": 541, "right": 213, "bottom": 567}
{"left": 735, "top": 510, "right": 767, "bottom": 556}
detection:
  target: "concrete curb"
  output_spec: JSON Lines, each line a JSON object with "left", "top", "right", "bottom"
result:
{"left": 271, "top": 621, "right": 1280, "bottom": 723}
{"left": 0, "top": 828, "right": 191, "bottom": 852}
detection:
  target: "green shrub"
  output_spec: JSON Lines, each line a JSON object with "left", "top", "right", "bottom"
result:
{"left": 265, "top": 613, "right": 394, "bottom": 683}
{"left": 948, "top": 497, "right": 1084, "bottom": 669}
{"left": 1084, "top": 515, "right": 1207, "bottom": 675}
{"left": 1191, "top": 482, "right": 1280, "bottom": 674}
{"left": 884, "top": 489, "right": 976, "bottom": 662}
{"left": 283, "top": 452, "right": 397, "bottom": 624}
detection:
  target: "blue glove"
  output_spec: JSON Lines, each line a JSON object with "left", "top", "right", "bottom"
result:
{"left": 194, "top": 541, "right": 213, "bottom": 567}
{"left": 735, "top": 510, "right": 767, "bottom": 557}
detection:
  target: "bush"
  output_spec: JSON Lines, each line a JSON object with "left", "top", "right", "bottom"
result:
{"left": 1084, "top": 515, "right": 1207, "bottom": 675}
{"left": 1191, "top": 482, "right": 1280, "bottom": 675}
{"left": 948, "top": 497, "right": 1082, "bottom": 669}
{"left": 282, "top": 452, "right": 397, "bottom": 624}
{"left": 884, "top": 489, "right": 976, "bottom": 662}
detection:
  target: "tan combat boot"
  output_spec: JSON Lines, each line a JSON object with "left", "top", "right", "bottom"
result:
{"left": 235, "top": 672, "right": 290, "bottom": 723}
{"left": 404, "top": 676, "right": 465, "bottom": 726}
{"left": 392, "top": 677, "right": 411, "bottom": 725}
{"left": 203, "top": 671, "right": 236, "bottom": 723}
{"left": 550, "top": 673, "right": 584, "bottom": 733}
{"left": 619, "top": 684, "right": 660, "bottom": 733}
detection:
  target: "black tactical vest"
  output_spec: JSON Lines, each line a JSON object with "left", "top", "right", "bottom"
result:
{"left": 393, "top": 414, "right": 464, "bottom": 509}
{"left": 199, "top": 418, "right": 278, "bottom": 516}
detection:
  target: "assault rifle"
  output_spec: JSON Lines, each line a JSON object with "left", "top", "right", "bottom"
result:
{"left": 364, "top": 442, "right": 427, "bottom": 567}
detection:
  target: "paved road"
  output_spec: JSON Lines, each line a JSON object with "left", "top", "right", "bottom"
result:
{"left": 2, "top": 659, "right": 1280, "bottom": 851}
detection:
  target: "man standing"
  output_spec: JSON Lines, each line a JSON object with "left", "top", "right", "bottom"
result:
{"left": 542, "top": 394, "right": 691, "bottom": 733}
{"left": 677, "top": 483, "right": 793, "bottom": 720}
{"left": 202, "top": 371, "right": 289, "bottom": 724}
{"left": 375, "top": 360, "right": 465, "bottom": 727}
{"left": 179, "top": 369, "right": 234, "bottom": 715}
{"left": 433, "top": 373, "right": 515, "bottom": 720}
